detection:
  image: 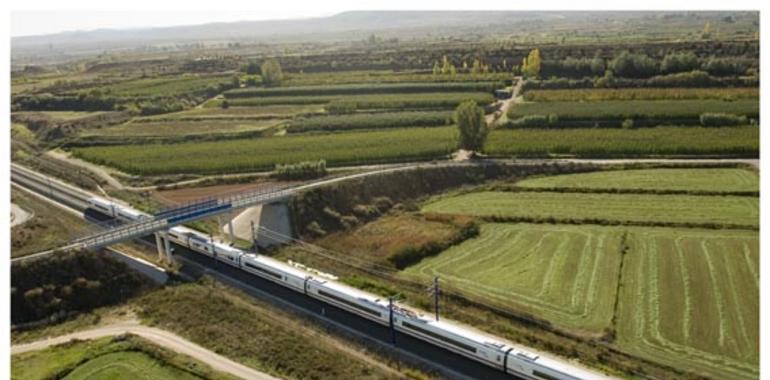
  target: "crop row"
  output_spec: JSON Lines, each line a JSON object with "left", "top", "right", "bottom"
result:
{"left": 222, "top": 92, "right": 495, "bottom": 110}
{"left": 281, "top": 70, "right": 514, "bottom": 86}
{"left": 70, "top": 127, "right": 459, "bottom": 175}
{"left": 75, "top": 74, "right": 234, "bottom": 97}
{"left": 224, "top": 81, "right": 503, "bottom": 98}
{"left": 70, "top": 125, "right": 758, "bottom": 175}
{"left": 522, "top": 87, "right": 759, "bottom": 102}
{"left": 507, "top": 99, "right": 759, "bottom": 121}
{"left": 288, "top": 111, "right": 453, "bottom": 133}
{"left": 487, "top": 125, "right": 758, "bottom": 157}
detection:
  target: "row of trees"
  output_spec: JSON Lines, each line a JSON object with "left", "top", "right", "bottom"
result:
{"left": 431, "top": 49, "right": 755, "bottom": 79}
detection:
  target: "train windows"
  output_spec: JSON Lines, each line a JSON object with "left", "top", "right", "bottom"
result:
{"left": 243, "top": 261, "right": 283, "bottom": 280}
{"left": 317, "top": 290, "right": 382, "bottom": 317}
{"left": 532, "top": 370, "right": 561, "bottom": 380}
{"left": 401, "top": 322, "right": 477, "bottom": 353}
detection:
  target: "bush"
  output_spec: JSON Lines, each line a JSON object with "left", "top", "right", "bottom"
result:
{"left": 273, "top": 159, "right": 327, "bottom": 180}
{"left": 699, "top": 113, "right": 748, "bottom": 127}
{"left": 622, "top": 119, "right": 635, "bottom": 129}
{"left": 509, "top": 114, "right": 559, "bottom": 128}
{"left": 12, "top": 251, "right": 149, "bottom": 325}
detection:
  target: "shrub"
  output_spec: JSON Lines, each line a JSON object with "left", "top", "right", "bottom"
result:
{"left": 622, "top": 119, "right": 635, "bottom": 129}
{"left": 699, "top": 113, "right": 748, "bottom": 127}
{"left": 273, "top": 159, "right": 327, "bottom": 180}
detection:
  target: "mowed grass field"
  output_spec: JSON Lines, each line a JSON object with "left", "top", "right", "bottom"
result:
{"left": 404, "top": 224, "right": 758, "bottom": 379}
{"left": 404, "top": 223, "right": 624, "bottom": 332}
{"left": 517, "top": 168, "right": 759, "bottom": 192}
{"left": 618, "top": 228, "right": 758, "bottom": 379}
{"left": 412, "top": 167, "right": 759, "bottom": 379}
{"left": 12, "top": 335, "right": 238, "bottom": 380}
{"left": 423, "top": 191, "right": 758, "bottom": 227}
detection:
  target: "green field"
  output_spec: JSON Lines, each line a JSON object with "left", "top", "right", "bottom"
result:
{"left": 486, "top": 126, "right": 758, "bottom": 156}
{"left": 76, "top": 74, "right": 233, "bottom": 97}
{"left": 423, "top": 191, "right": 758, "bottom": 227}
{"left": 71, "top": 127, "right": 458, "bottom": 175}
{"left": 70, "top": 125, "right": 759, "bottom": 175}
{"left": 12, "top": 335, "right": 237, "bottom": 380}
{"left": 404, "top": 223, "right": 623, "bottom": 332}
{"left": 508, "top": 99, "right": 759, "bottom": 120}
{"left": 618, "top": 228, "right": 759, "bottom": 379}
{"left": 84, "top": 119, "right": 283, "bottom": 137}
{"left": 517, "top": 168, "right": 759, "bottom": 192}
{"left": 403, "top": 223, "right": 758, "bottom": 379}
{"left": 288, "top": 110, "right": 453, "bottom": 133}
{"left": 140, "top": 104, "right": 324, "bottom": 121}
{"left": 522, "top": 88, "right": 759, "bottom": 102}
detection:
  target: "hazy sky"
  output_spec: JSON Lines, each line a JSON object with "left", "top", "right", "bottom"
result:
{"left": 11, "top": 11, "right": 335, "bottom": 37}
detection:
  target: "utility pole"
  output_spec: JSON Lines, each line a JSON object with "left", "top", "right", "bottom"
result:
{"left": 250, "top": 220, "right": 258, "bottom": 252}
{"left": 427, "top": 276, "right": 440, "bottom": 321}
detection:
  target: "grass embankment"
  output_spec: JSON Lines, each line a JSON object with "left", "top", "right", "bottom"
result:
{"left": 70, "top": 126, "right": 758, "bottom": 176}
{"left": 11, "top": 189, "right": 90, "bottom": 257}
{"left": 135, "top": 280, "right": 419, "bottom": 380}
{"left": 516, "top": 167, "right": 758, "bottom": 193}
{"left": 12, "top": 335, "right": 240, "bottom": 380}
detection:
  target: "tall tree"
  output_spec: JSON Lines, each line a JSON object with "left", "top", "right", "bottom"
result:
{"left": 521, "top": 49, "right": 541, "bottom": 78}
{"left": 454, "top": 100, "right": 488, "bottom": 152}
{"left": 261, "top": 59, "right": 284, "bottom": 87}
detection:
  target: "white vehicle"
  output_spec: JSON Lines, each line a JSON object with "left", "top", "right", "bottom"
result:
{"left": 86, "top": 196, "right": 608, "bottom": 380}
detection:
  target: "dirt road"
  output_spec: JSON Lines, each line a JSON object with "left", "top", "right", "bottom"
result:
{"left": 11, "top": 321, "right": 280, "bottom": 380}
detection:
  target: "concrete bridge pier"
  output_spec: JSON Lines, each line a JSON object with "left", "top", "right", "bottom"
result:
{"left": 154, "top": 233, "right": 165, "bottom": 261}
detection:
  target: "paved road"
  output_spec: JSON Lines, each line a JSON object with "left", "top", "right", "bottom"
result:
{"left": 11, "top": 321, "right": 280, "bottom": 380}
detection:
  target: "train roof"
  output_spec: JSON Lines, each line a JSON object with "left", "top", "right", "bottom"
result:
{"left": 315, "top": 277, "right": 387, "bottom": 306}
{"left": 523, "top": 351, "right": 613, "bottom": 379}
{"left": 243, "top": 254, "right": 310, "bottom": 279}
{"left": 422, "top": 318, "right": 508, "bottom": 350}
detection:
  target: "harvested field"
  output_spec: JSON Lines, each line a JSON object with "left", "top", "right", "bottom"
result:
{"left": 618, "top": 228, "right": 758, "bottom": 379}
{"left": 404, "top": 223, "right": 624, "bottom": 332}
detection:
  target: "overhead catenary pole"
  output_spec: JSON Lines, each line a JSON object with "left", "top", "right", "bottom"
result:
{"left": 250, "top": 220, "right": 258, "bottom": 252}
{"left": 433, "top": 276, "right": 440, "bottom": 322}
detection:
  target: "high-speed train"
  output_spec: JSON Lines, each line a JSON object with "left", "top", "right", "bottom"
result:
{"left": 88, "top": 196, "right": 607, "bottom": 380}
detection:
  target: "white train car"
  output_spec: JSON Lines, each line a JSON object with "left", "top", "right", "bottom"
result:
{"left": 213, "top": 242, "right": 242, "bottom": 267}
{"left": 240, "top": 254, "right": 309, "bottom": 292}
{"left": 306, "top": 279, "right": 389, "bottom": 324}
